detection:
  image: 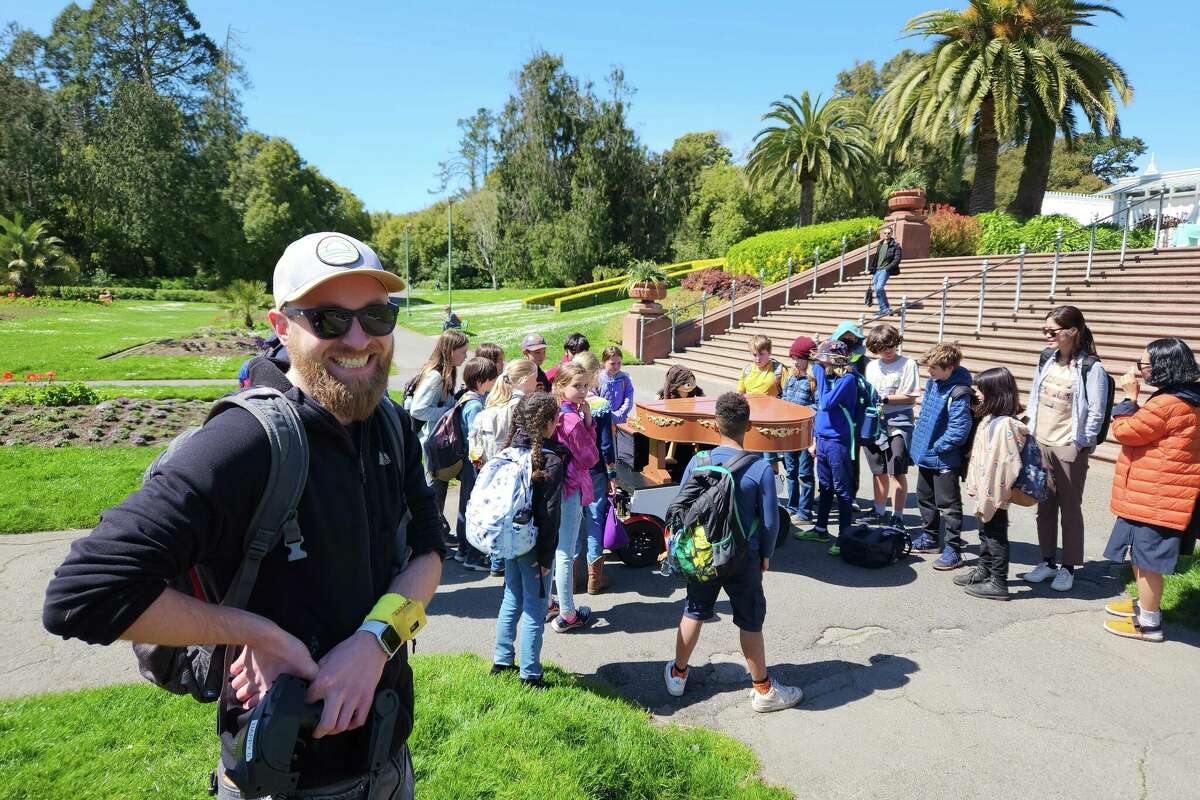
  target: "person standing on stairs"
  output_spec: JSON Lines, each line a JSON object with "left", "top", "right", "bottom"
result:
{"left": 1020, "top": 306, "right": 1109, "bottom": 593}
{"left": 867, "top": 226, "right": 902, "bottom": 317}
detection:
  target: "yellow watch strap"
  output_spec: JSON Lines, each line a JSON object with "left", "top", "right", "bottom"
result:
{"left": 365, "top": 593, "right": 427, "bottom": 641}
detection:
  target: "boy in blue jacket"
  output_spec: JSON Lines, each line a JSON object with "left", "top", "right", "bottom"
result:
{"left": 909, "top": 342, "right": 974, "bottom": 570}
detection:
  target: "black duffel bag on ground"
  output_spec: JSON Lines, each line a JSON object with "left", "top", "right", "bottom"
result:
{"left": 839, "top": 524, "right": 911, "bottom": 568}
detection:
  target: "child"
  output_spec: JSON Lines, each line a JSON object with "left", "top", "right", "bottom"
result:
{"left": 797, "top": 339, "right": 858, "bottom": 556}
{"left": 549, "top": 361, "right": 600, "bottom": 631}
{"left": 573, "top": 351, "right": 618, "bottom": 594}
{"left": 663, "top": 392, "right": 803, "bottom": 713}
{"left": 738, "top": 335, "right": 783, "bottom": 397}
{"left": 599, "top": 346, "right": 635, "bottom": 424}
{"left": 475, "top": 342, "right": 505, "bottom": 377}
{"left": 864, "top": 324, "right": 919, "bottom": 526}
{"left": 442, "top": 305, "right": 462, "bottom": 331}
{"left": 961, "top": 367, "right": 1029, "bottom": 600}
{"left": 457, "top": 356, "right": 499, "bottom": 572}
{"left": 780, "top": 336, "right": 818, "bottom": 527}
{"left": 546, "top": 332, "right": 590, "bottom": 383}
{"left": 909, "top": 342, "right": 974, "bottom": 570}
{"left": 472, "top": 358, "right": 539, "bottom": 469}
{"left": 491, "top": 392, "right": 569, "bottom": 687}
{"left": 1103, "top": 337, "right": 1200, "bottom": 643}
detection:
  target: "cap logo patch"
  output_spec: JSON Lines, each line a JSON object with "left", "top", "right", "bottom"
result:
{"left": 315, "top": 235, "right": 360, "bottom": 266}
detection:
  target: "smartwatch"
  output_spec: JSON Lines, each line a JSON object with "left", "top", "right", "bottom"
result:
{"left": 359, "top": 620, "right": 402, "bottom": 659}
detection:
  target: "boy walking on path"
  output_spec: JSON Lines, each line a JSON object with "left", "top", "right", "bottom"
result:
{"left": 664, "top": 393, "right": 803, "bottom": 713}
{"left": 909, "top": 342, "right": 974, "bottom": 570}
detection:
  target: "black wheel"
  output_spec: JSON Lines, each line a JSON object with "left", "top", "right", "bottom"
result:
{"left": 617, "top": 516, "right": 666, "bottom": 568}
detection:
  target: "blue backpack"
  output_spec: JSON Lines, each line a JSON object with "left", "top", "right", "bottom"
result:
{"left": 855, "top": 373, "right": 882, "bottom": 444}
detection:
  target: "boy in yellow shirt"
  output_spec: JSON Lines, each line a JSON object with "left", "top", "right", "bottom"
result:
{"left": 738, "top": 335, "right": 784, "bottom": 397}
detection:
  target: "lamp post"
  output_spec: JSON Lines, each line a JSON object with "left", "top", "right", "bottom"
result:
{"left": 404, "top": 225, "right": 411, "bottom": 317}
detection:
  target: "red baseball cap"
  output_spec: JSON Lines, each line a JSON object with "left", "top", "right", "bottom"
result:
{"left": 788, "top": 336, "right": 817, "bottom": 359}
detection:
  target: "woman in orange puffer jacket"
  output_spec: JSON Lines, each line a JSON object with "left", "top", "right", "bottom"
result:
{"left": 1102, "top": 337, "right": 1200, "bottom": 643}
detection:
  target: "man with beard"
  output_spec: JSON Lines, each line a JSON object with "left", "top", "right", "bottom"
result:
{"left": 43, "top": 232, "right": 444, "bottom": 799}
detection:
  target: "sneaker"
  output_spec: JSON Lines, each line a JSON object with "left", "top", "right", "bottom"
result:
{"left": 489, "top": 663, "right": 518, "bottom": 676}
{"left": 750, "top": 681, "right": 804, "bottom": 713}
{"left": 1105, "top": 598, "right": 1139, "bottom": 618}
{"left": 964, "top": 578, "right": 1011, "bottom": 600}
{"left": 1050, "top": 567, "right": 1074, "bottom": 592}
{"left": 1021, "top": 562, "right": 1058, "bottom": 583}
{"left": 910, "top": 533, "right": 940, "bottom": 553}
{"left": 544, "top": 600, "right": 560, "bottom": 623}
{"left": 489, "top": 567, "right": 505, "bottom": 578}
{"left": 1104, "top": 616, "right": 1163, "bottom": 643}
{"left": 794, "top": 526, "right": 830, "bottom": 542}
{"left": 952, "top": 566, "right": 989, "bottom": 586}
{"left": 889, "top": 513, "right": 905, "bottom": 529}
{"left": 452, "top": 549, "right": 466, "bottom": 563}
{"left": 664, "top": 661, "right": 688, "bottom": 697}
{"left": 789, "top": 512, "right": 813, "bottom": 528}
{"left": 551, "top": 607, "right": 593, "bottom": 633}
{"left": 932, "top": 546, "right": 963, "bottom": 570}
{"left": 462, "top": 561, "right": 490, "bottom": 573}
{"left": 521, "top": 676, "right": 548, "bottom": 689}
{"left": 828, "top": 542, "right": 841, "bottom": 557}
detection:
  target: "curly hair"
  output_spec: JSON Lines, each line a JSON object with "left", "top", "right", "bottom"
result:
{"left": 507, "top": 391, "right": 559, "bottom": 481}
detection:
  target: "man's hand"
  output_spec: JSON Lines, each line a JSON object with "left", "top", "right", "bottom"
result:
{"left": 229, "top": 624, "right": 319, "bottom": 710}
{"left": 761, "top": 557, "right": 770, "bottom": 572}
{"left": 305, "top": 631, "right": 389, "bottom": 739}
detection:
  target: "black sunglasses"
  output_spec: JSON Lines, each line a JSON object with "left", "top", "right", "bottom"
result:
{"left": 282, "top": 301, "right": 399, "bottom": 340}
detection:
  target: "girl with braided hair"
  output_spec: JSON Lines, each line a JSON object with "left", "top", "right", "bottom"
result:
{"left": 492, "top": 392, "right": 568, "bottom": 687}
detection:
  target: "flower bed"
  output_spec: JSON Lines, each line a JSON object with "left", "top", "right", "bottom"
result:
{"left": 0, "top": 396, "right": 207, "bottom": 447}
{"left": 725, "top": 217, "right": 883, "bottom": 283}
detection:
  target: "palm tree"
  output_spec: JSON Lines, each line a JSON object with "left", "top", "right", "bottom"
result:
{"left": 1, "top": 212, "right": 69, "bottom": 296}
{"left": 218, "top": 279, "right": 268, "bottom": 329}
{"left": 746, "top": 91, "right": 874, "bottom": 227}
{"left": 874, "top": 1, "right": 1131, "bottom": 217}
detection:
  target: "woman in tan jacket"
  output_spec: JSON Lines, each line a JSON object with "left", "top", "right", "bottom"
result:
{"left": 962, "top": 368, "right": 1030, "bottom": 601}
{"left": 1103, "top": 337, "right": 1200, "bottom": 643}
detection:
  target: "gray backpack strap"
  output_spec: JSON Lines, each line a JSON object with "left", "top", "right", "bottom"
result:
{"left": 211, "top": 387, "right": 309, "bottom": 610}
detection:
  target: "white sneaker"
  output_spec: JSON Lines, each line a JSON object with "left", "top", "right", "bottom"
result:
{"left": 750, "top": 680, "right": 803, "bottom": 713}
{"left": 1022, "top": 562, "right": 1058, "bottom": 583}
{"left": 664, "top": 661, "right": 688, "bottom": 697}
{"left": 1051, "top": 567, "right": 1075, "bottom": 592}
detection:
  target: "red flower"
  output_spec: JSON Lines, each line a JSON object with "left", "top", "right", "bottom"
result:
{"left": 26, "top": 373, "right": 40, "bottom": 382}
{"left": 46, "top": 371, "right": 57, "bottom": 381}
{"left": 1, "top": 372, "right": 11, "bottom": 382}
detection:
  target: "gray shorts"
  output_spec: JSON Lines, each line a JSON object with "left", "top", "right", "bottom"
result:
{"left": 1103, "top": 517, "right": 1182, "bottom": 575}
{"left": 215, "top": 745, "right": 413, "bottom": 800}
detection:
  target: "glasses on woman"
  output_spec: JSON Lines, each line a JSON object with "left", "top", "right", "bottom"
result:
{"left": 282, "top": 301, "right": 400, "bottom": 340}
{"left": 1041, "top": 327, "right": 1065, "bottom": 338}
{"left": 1135, "top": 360, "right": 1151, "bottom": 370}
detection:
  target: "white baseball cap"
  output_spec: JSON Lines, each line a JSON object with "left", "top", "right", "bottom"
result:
{"left": 272, "top": 232, "right": 406, "bottom": 308}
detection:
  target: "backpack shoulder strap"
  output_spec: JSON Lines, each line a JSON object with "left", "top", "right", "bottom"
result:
{"left": 1038, "top": 347, "right": 1055, "bottom": 372}
{"left": 209, "top": 387, "right": 309, "bottom": 609}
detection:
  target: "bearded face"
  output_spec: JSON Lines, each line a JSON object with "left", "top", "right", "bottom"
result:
{"left": 290, "top": 333, "right": 393, "bottom": 422}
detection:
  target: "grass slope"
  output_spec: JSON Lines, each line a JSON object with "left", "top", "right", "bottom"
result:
{"left": 0, "top": 300, "right": 254, "bottom": 381}
{"left": 1126, "top": 552, "right": 1200, "bottom": 630}
{"left": 0, "top": 446, "right": 161, "bottom": 534}
{"left": 0, "top": 654, "right": 791, "bottom": 800}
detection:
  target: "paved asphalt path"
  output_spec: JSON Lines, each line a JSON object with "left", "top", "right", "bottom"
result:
{"left": 6, "top": 360, "right": 1198, "bottom": 798}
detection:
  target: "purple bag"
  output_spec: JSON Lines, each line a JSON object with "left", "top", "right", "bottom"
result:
{"left": 603, "top": 502, "right": 629, "bottom": 550}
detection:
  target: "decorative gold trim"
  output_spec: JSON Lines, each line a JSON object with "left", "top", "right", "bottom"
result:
{"left": 627, "top": 415, "right": 645, "bottom": 432}
{"left": 698, "top": 419, "right": 716, "bottom": 430}
{"left": 648, "top": 415, "right": 684, "bottom": 427}
{"left": 756, "top": 425, "right": 806, "bottom": 438}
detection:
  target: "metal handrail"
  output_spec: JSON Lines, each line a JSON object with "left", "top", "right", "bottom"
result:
{"left": 900, "top": 192, "right": 1164, "bottom": 335}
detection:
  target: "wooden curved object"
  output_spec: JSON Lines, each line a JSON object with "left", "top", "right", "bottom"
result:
{"left": 620, "top": 395, "right": 814, "bottom": 484}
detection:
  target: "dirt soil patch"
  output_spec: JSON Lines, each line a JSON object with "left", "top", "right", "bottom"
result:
{"left": 0, "top": 398, "right": 209, "bottom": 447}
{"left": 101, "top": 328, "right": 264, "bottom": 360}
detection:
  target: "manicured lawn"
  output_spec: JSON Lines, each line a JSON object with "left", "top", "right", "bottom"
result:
{"left": 400, "top": 286, "right": 701, "bottom": 363}
{"left": 1126, "top": 552, "right": 1200, "bottom": 630}
{"left": 0, "top": 300, "right": 258, "bottom": 381}
{"left": 0, "top": 447, "right": 161, "bottom": 534}
{"left": 0, "top": 653, "right": 791, "bottom": 800}
{"left": 88, "top": 384, "right": 236, "bottom": 402}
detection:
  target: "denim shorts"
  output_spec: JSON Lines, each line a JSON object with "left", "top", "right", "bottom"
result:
{"left": 1103, "top": 517, "right": 1182, "bottom": 575}
{"left": 683, "top": 555, "right": 766, "bottom": 633}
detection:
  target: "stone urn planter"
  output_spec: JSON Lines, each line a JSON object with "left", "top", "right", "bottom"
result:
{"left": 627, "top": 281, "right": 667, "bottom": 304}
{"left": 887, "top": 188, "right": 926, "bottom": 215}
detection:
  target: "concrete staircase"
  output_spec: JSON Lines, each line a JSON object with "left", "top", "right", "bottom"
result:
{"left": 657, "top": 245, "right": 1200, "bottom": 463}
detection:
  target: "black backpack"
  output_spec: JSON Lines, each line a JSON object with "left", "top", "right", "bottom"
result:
{"left": 1037, "top": 348, "right": 1116, "bottom": 445}
{"left": 663, "top": 451, "right": 759, "bottom": 583}
{"left": 839, "top": 524, "right": 911, "bottom": 568}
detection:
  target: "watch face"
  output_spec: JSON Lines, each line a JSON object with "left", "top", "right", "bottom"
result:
{"left": 381, "top": 626, "right": 403, "bottom": 656}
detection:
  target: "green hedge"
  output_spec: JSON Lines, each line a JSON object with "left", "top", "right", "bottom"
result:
{"left": 35, "top": 286, "right": 220, "bottom": 302}
{"left": 975, "top": 212, "right": 1156, "bottom": 256}
{"left": 553, "top": 260, "right": 722, "bottom": 312}
{"left": 725, "top": 217, "right": 883, "bottom": 283}
{"left": 524, "top": 258, "right": 723, "bottom": 308}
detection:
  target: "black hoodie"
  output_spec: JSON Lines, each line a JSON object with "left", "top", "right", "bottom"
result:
{"left": 43, "top": 356, "right": 445, "bottom": 788}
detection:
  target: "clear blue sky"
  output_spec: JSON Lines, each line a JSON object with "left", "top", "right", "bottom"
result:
{"left": 6, "top": 0, "right": 1197, "bottom": 214}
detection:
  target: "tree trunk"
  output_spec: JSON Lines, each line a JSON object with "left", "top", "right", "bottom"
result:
{"left": 1007, "top": 117, "right": 1054, "bottom": 221}
{"left": 968, "top": 94, "right": 1000, "bottom": 215}
{"left": 798, "top": 179, "right": 816, "bottom": 227}
{"left": 491, "top": 272, "right": 498, "bottom": 290}
{"left": 12, "top": 271, "right": 35, "bottom": 297}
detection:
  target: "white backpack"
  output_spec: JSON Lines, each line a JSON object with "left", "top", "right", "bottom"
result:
{"left": 465, "top": 446, "right": 537, "bottom": 559}
{"left": 468, "top": 395, "right": 519, "bottom": 465}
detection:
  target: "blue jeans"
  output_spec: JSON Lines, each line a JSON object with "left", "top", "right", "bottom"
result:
{"left": 493, "top": 552, "right": 552, "bottom": 679}
{"left": 554, "top": 493, "right": 584, "bottom": 616}
{"left": 581, "top": 470, "right": 609, "bottom": 564}
{"left": 782, "top": 449, "right": 815, "bottom": 520}
{"left": 816, "top": 438, "right": 854, "bottom": 533}
{"left": 872, "top": 269, "right": 891, "bottom": 312}
{"left": 456, "top": 461, "right": 501, "bottom": 571}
